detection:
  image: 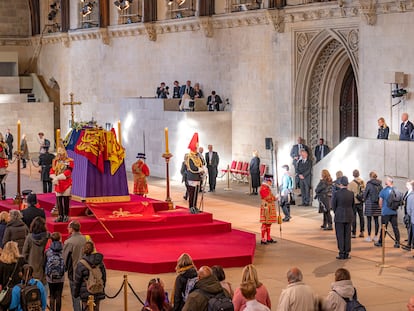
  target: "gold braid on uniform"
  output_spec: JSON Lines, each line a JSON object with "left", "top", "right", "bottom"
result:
{"left": 185, "top": 152, "right": 202, "bottom": 174}
{"left": 53, "top": 159, "right": 73, "bottom": 175}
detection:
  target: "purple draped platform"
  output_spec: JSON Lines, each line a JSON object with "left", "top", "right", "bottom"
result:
{"left": 68, "top": 150, "right": 129, "bottom": 200}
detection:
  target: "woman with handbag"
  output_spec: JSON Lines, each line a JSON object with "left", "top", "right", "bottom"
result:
{"left": 0, "top": 241, "right": 26, "bottom": 310}
{"left": 315, "top": 169, "right": 333, "bottom": 230}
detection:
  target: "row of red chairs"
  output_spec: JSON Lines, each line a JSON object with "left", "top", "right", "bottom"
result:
{"left": 221, "top": 161, "right": 266, "bottom": 182}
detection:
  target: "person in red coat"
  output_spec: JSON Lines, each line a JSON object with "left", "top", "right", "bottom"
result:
{"left": 259, "top": 174, "right": 278, "bottom": 245}
{"left": 0, "top": 133, "right": 8, "bottom": 200}
{"left": 132, "top": 153, "right": 150, "bottom": 196}
{"left": 50, "top": 147, "right": 74, "bottom": 222}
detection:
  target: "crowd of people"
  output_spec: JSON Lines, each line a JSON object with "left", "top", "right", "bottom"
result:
{"left": 156, "top": 81, "right": 223, "bottom": 111}
{"left": 140, "top": 251, "right": 377, "bottom": 311}
{"left": 0, "top": 201, "right": 106, "bottom": 311}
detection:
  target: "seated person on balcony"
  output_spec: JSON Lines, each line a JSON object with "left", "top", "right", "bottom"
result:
{"left": 156, "top": 82, "right": 169, "bottom": 99}
{"left": 193, "top": 83, "right": 204, "bottom": 98}
{"left": 172, "top": 80, "right": 181, "bottom": 98}
{"left": 179, "top": 80, "right": 195, "bottom": 111}
{"left": 207, "top": 91, "right": 223, "bottom": 111}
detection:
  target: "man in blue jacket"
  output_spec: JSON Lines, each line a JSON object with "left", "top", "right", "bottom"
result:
{"left": 374, "top": 176, "right": 401, "bottom": 248}
{"left": 9, "top": 264, "right": 47, "bottom": 311}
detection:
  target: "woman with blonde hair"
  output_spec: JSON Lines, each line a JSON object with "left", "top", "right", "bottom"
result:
{"left": 232, "top": 264, "right": 271, "bottom": 311}
{"left": 0, "top": 211, "right": 9, "bottom": 248}
{"left": 315, "top": 169, "right": 333, "bottom": 230}
{"left": 0, "top": 241, "right": 25, "bottom": 291}
{"left": 377, "top": 117, "right": 389, "bottom": 140}
{"left": 171, "top": 253, "right": 197, "bottom": 311}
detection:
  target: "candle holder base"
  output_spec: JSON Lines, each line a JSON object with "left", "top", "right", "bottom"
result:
{"left": 13, "top": 193, "right": 22, "bottom": 208}
{"left": 166, "top": 198, "right": 174, "bottom": 210}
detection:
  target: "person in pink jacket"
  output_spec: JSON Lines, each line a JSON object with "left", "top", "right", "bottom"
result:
{"left": 232, "top": 264, "right": 271, "bottom": 311}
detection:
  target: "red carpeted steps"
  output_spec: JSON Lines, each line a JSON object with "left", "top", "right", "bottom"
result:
{"left": 0, "top": 194, "right": 256, "bottom": 274}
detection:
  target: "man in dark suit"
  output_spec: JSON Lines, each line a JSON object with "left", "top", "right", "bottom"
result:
{"left": 206, "top": 91, "right": 223, "bottom": 111}
{"left": 5, "top": 129, "right": 13, "bottom": 160}
{"left": 179, "top": 80, "right": 195, "bottom": 98}
{"left": 296, "top": 149, "right": 312, "bottom": 206}
{"left": 331, "top": 176, "right": 355, "bottom": 260}
{"left": 205, "top": 144, "right": 219, "bottom": 192}
{"left": 314, "top": 138, "right": 330, "bottom": 163}
{"left": 290, "top": 137, "right": 310, "bottom": 188}
{"left": 21, "top": 193, "right": 46, "bottom": 228}
{"left": 400, "top": 112, "right": 414, "bottom": 141}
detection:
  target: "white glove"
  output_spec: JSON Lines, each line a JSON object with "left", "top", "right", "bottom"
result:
{"left": 56, "top": 173, "right": 67, "bottom": 181}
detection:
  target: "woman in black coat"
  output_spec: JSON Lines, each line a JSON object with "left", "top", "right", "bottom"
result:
{"left": 74, "top": 241, "right": 106, "bottom": 311}
{"left": 249, "top": 151, "right": 260, "bottom": 195}
{"left": 2, "top": 210, "right": 29, "bottom": 253}
{"left": 363, "top": 171, "right": 383, "bottom": 242}
{"left": 315, "top": 169, "right": 333, "bottom": 230}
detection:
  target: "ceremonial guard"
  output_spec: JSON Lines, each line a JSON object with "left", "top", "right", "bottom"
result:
{"left": 50, "top": 147, "right": 74, "bottom": 222}
{"left": 132, "top": 153, "right": 150, "bottom": 196}
{"left": 186, "top": 133, "right": 204, "bottom": 214}
{"left": 259, "top": 174, "right": 278, "bottom": 245}
{"left": 0, "top": 133, "right": 8, "bottom": 200}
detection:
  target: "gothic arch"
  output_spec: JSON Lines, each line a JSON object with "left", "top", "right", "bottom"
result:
{"left": 293, "top": 26, "right": 359, "bottom": 148}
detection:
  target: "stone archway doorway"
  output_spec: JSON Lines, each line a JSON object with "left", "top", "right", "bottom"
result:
{"left": 340, "top": 65, "right": 358, "bottom": 141}
{"left": 293, "top": 27, "right": 359, "bottom": 149}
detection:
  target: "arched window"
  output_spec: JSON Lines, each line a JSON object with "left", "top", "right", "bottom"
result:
{"left": 167, "top": 0, "right": 196, "bottom": 19}
{"left": 114, "top": 0, "right": 142, "bottom": 24}
{"left": 79, "top": 0, "right": 100, "bottom": 28}
{"left": 45, "top": 0, "right": 61, "bottom": 33}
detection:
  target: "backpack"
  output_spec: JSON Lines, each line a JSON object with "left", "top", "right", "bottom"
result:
{"left": 79, "top": 259, "right": 104, "bottom": 295}
{"left": 336, "top": 288, "right": 366, "bottom": 311}
{"left": 44, "top": 139, "right": 50, "bottom": 148}
{"left": 182, "top": 276, "right": 198, "bottom": 302}
{"left": 45, "top": 251, "right": 65, "bottom": 281}
{"left": 387, "top": 187, "right": 404, "bottom": 210}
{"left": 200, "top": 290, "right": 234, "bottom": 311}
{"left": 19, "top": 281, "right": 42, "bottom": 311}
{"left": 353, "top": 180, "right": 364, "bottom": 202}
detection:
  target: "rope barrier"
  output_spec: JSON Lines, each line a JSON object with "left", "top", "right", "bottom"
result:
{"left": 127, "top": 282, "right": 145, "bottom": 305}
{"left": 105, "top": 281, "right": 125, "bottom": 299}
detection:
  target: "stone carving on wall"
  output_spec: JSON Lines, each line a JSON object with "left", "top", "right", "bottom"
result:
{"left": 144, "top": 23, "right": 157, "bottom": 41}
{"left": 359, "top": 0, "right": 377, "bottom": 25}
{"left": 307, "top": 40, "right": 342, "bottom": 147}
{"left": 266, "top": 10, "right": 285, "bottom": 33}
{"left": 295, "top": 31, "right": 318, "bottom": 71}
{"left": 199, "top": 17, "right": 214, "bottom": 37}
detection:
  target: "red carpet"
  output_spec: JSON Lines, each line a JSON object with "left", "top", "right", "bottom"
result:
{"left": 0, "top": 194, "right": 256, "bottom": 274}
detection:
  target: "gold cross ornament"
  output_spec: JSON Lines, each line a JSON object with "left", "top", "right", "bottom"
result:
{"left": 63, "top": 92, "right": 82, "bottom": 127}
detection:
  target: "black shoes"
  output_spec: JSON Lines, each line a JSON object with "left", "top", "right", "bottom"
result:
{"left": 402, "top": 245, "right": 411, "bottom": 251}
{"left": 282, "top": 217, "right": 291, "bottom": 222}
{"left": 374, "top": 242, "right": 382, "bottom": 247}
{"left": 324, "top": 227, "right": 333, "bottom": 231}
{"left": 394, "top": 242, "right": 400, "bottom": 248}
{"left": 260, "top": 239, "right": 277, "bottom": 245}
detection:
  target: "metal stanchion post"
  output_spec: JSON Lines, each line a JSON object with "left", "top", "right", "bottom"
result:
{"left": 376, "top": 223, "right": 390, "bottom": 268}
{"left": 224, "top": 165, "right": 232, "bottom": 191}
{"left": 124, "top": 274, "right": 128, "bottom": 311}
{"left": 87, "top": 295, "right": 95, "bottom": 311}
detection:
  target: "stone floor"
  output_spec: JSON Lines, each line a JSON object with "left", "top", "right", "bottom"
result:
{"left": 3, "top": 159, "right": 414, "bottom": 310}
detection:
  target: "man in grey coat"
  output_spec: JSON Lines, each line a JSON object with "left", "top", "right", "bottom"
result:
{"left": 63, "top": 220, "right": 86, "bottom": 311}
{"left": 332, "top": 176, "right": 355, "bottom": 260}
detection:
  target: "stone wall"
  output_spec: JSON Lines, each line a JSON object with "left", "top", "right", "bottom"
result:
{"left": 3, "top": 4, "right": 414, "bottom": 174}
{"left": 0, "top": 0, "right": 30, "bottom": 38}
